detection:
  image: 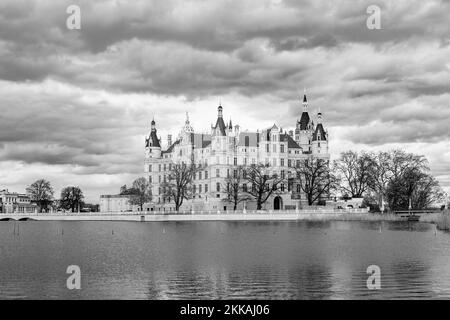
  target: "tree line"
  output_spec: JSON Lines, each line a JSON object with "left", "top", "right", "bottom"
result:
{"left": 25, "top": 179, "right": 97, "bottom": 212}
{"left": 24, "top": 149, "right": 445, "bottom": 213}
{"left": 153, "top": 149, "right": 445, "bottom": 212}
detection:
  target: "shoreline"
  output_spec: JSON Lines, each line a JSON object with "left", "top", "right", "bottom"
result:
{"left": 0, "top": 211, "right": 442, "bottom": 223}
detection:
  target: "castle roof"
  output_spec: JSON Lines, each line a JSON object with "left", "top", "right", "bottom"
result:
{"left": 146, "top": 127, "right": 161, "bottom": 148}
{"left": 237, "top": 132, "right": 259, "bottom": 147}
{"left": 192, "top": 133, "right": 212, "bottom": 148}
{"left": 213, "top": 117, "right": 227, "bottom": 136}
{"left": 281, "top": 134, "right": 302, "bottom": 149}
{"left": 313, "top": 123, "right": 327, "bottom": 141}
{"left": 299, "top": 112, "right": 310, "bottom": 130}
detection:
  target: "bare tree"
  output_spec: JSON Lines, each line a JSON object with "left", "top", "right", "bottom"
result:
{"left": 161, "top": 163, "right": 197, "bottom": 212}
{"left": 370, "top": 151, "right": 392, "bottom": 208}
{"left": 295, "top": 156, "right": 337, "bottom": 206}
{"left": 375, "top": 150, "right": 429, "bottom": 211}
{"left": 222, "top": 166, "right": 251, "bottom": 210}
{"left": 333, "top": 151, "right": 375, "bottom": 198}
{"left": 60, "top": 186, "right": 84, "bottom": 212}
{"left": 129, "top": 177, "right": 152, "bottom": 211}
{"left": 26, "top": 179, "right": 54, "bottom": 212}
{"left": 386, "top": 164, "right": 444, "bottom": 211}
{"left": 244, "top": 164, "right": 285, "bottom": 210}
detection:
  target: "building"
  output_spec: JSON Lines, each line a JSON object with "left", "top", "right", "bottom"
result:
{"left": 0, "top": 189, "right": 37, "bottom": 214}
{"left": 99, "top": 194, "right": 136, "bottom": 212}
{"left": 144, "top": 93, "right": 330, "bottom": 212}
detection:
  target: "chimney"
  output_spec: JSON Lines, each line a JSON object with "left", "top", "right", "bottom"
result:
{"left": 289, "top": 130, "right": 293, "bottom": 137}
{"left": 167, "top": 134, "right": 172, "bottom": 147}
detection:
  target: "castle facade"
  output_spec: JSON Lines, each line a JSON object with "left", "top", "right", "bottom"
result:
{"left": 144, "top": 94, "right": 329, "bottom": 212}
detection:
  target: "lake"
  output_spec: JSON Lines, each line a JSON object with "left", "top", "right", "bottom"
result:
{"left": 0, "top": 220, "right": 449, "bottom": 299}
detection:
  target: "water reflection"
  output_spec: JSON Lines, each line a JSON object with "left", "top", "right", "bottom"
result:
{"left": 0, "top": 220, "right": 449, "bottom": 299}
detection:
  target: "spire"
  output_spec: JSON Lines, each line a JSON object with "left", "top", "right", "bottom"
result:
{"left": 213, "top": 103, "right": 226, "bottom": 136}
{"left": 302, "top": 89, "right": 308, "bottom": 111}
{"left": 148, "top": 118, "right": 161, "bottom": 148}
{"left": 317, "top": 106, "right": 322, "bottom": 124}
{"left": 183, "top": 111, "right": 193, "bottom": 133}
{"left": 299, "top": 89, "right": 310, "bottom": 130}
{"left": 228, "top": 118, "right": 233, "bottom": 130}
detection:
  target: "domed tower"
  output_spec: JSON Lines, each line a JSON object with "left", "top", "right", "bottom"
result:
{"left": 145, "top": 118, "right": 162, "bottom": 159}
{"left": 311, "top": 108, "right": 329, "bottom": 158}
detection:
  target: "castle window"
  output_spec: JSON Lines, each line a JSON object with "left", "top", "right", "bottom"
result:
{"left": 273, "top": 144, "right": 276, "bottom": 153}
{"left": 159, "top": 164, "right": 161, "bottom": 171}
{"left": 233, "top": 170, "right": 237, "bottom": 178}
{"left": 280, "top": 145, "right": 285, "bottom": 153}
{"left": 205, "top": 184, "right": 208, "bottom": 192}
{"left": 216, "top": 169, "right": 220, "bottom": 177}
{"left": 297, "top": 185, "right": 301, "bottom": 193}
{"left": 234, "top": 157, "right": 237, "bottom": 165}
{"left": 266, "top": 144, "right": 269, "bottom": 153}
{"left": 281, "top": 159, "right": 285, "bottom": 167}
{"left": 318, "top": 142, "right": 321, "bottom": 147}
{"left": 245, "top": 136, "right": 249, "bottom": 147}
{"left": 281, "top": 170, "right": 285, "bottom": 179}
{"left": 216, "top": 183, "right": 220, "bottom": 192}
{"left": 280, "top": 183, "right": 285, "bottom": 192}
{"left": 149, "top": 165, "right": 152, "bottom": 172}
{"left": 205, "top": 170, "right": 208, "bottom": 179}
{"left": 199, "top": 184, "right": 202, "bottom": 193}
{"left": 243, "top": 183, "right": 247, "bottom": 192}
{"left": 199, "top": 172, "right": 202, "bottom": 180}
{"left": 288, "top": 159, "right": 291, "bottom": 167}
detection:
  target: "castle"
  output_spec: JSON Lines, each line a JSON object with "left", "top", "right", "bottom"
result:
{"left": 144, "top": 94, "right": 329, "bottom": 212}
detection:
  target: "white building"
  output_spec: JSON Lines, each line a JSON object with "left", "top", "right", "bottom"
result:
{"left": 99, "top": 195, "right": 135, "bottom": 212}
{"left": 0, "top": 189, "right": 37, "bottom": 214}
{"left": 145, "top": 94, "right": 330, "bottom": 212}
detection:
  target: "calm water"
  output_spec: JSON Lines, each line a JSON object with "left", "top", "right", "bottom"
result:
{"left": 0, "top": 220, "right": 450, "bottom": 299}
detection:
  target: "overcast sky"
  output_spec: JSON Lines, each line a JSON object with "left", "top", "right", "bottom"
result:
{"left": 0, "top": 0, "right": 449, "bottom": 203}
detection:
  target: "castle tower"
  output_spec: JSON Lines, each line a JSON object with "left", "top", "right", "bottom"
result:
{"left": 311, "top": 108, "right": 329, "bottom": 158}
{"left": 145, "top": 119, "right": 161, "bottom": 159}
{"left": 212, "top": 104, "right": 227, "bottom": 150}
{"left": 295, "top": 92, "right": 313, "bottom": 152}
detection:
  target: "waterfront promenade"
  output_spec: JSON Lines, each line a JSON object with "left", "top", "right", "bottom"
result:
{"left": 0, "top": 208, "right": 442, "bottom": 223}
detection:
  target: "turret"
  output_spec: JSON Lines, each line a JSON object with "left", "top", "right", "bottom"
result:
{"left": 312, "top": 108, "right": 329, "bottom": 156}
{"left": 212, "top": 104, "right": 226, "bottom": 136}
{"left": 296, "top": 90, "right": 313, "bottom": 151}
{"left": 145, "top": 118, "right": 161, "bottom": 159}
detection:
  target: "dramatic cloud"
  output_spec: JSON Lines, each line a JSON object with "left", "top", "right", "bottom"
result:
{"left": 0, "top": 0, "right": 449, "bottom": 201}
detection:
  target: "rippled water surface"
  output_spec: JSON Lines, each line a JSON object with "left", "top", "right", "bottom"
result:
{"left": 1, "top": 220, "right": 450, "bottom": 299}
